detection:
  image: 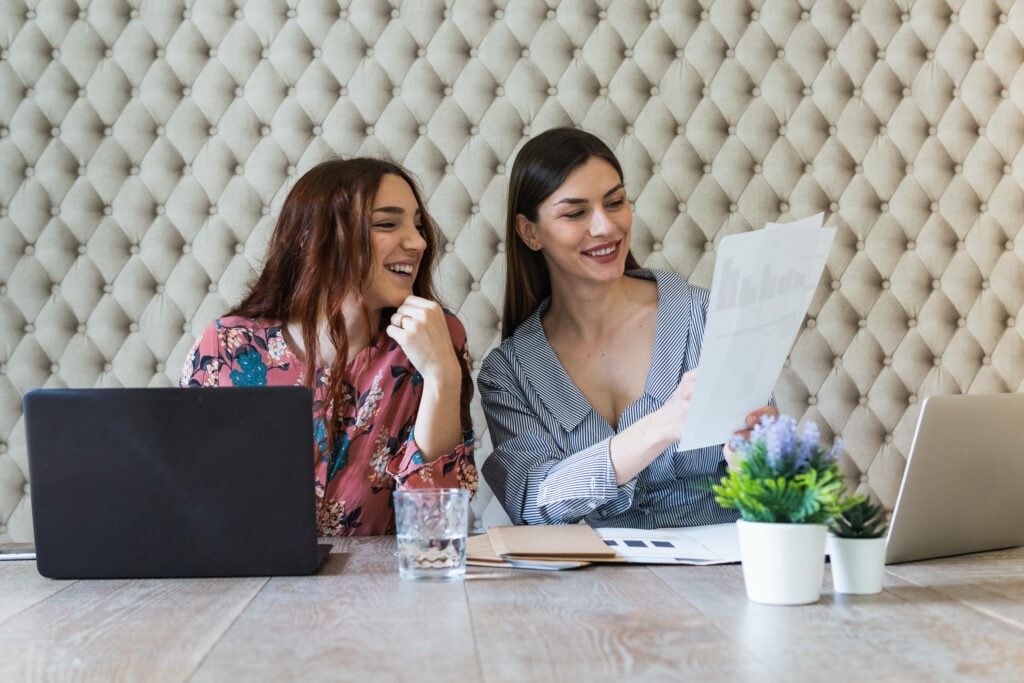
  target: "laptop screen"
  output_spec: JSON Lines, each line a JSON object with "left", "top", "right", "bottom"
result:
{"left": 884, "top": 392, "right": 1024, "bottom": 564}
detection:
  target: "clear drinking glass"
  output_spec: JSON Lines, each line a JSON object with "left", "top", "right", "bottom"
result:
{"left": 394, "top": 488, "right": 470, "bottom": 581}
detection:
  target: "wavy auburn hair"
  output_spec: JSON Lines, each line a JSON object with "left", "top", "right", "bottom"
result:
{"left": 501, "top": 128, "right": 640, "bottom": 339}
{"left": 231, "top": 157, "right": 441, "bottom": 437}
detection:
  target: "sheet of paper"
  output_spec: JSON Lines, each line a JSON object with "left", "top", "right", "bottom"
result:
{"left": 475, "top": 524, "right": 739, "bottom": 567}
{"left": 677, "top": 214, "right": 836, "bottom": 452}
{"left": 594, "top": 523, "right": 741, "bottom": 565}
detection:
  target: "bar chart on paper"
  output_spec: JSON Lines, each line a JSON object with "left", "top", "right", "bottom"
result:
{"left": 707, "top": 262, "right": 817, "bottom": 394}
{"left": 714, "top": 259, "right": 812, "bottom": 310}
{"left": 677, "top": 214, "right": 836, "bottom": 451}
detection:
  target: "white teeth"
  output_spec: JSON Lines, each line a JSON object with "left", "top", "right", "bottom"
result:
{"left": 386, "top": 264, "right": 414, "bottom": 275}
{"left": 585, "top": 246, "right": 615, "bottom": 257}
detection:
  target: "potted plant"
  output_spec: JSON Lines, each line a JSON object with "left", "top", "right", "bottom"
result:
{"left": 827, "top": 497, "right": 889, "bottom": 594}
{"left": 711, "top": 415, "right": 858, "bottom": 605}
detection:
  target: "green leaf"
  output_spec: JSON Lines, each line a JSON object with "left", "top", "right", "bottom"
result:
{"left": 711, "top": 438, "right": 857, "bottom": 525}
{"left": 829, "top": 497, "right": 888, "bottom": 538}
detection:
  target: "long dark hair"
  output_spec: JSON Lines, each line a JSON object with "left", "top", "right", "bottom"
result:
{"left": 231, "top": 157, "right": 442, "bottom": 443}
{"left": 501, "top": 128, "right": 640, "bottom": 339}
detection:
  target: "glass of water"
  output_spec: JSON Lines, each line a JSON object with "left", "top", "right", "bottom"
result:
{"left": 394, "top": 488, "right": 470, "bottom": 581}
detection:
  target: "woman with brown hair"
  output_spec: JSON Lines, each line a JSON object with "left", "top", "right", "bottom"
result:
{"left": 479, "top": 128, "right": 771, "bottom": 528}
{"left": 180, "top": 157, "right": 477, "bottom": 536}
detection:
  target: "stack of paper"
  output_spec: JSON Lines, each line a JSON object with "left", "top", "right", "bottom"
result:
{"left": 467, "top": 523, "right": 741, "bottom": 570}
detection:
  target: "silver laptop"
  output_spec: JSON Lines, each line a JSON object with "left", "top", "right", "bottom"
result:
{"left": 885, "top": 392, "right": 1024, "bottom": 564}
{"left": 24, "top": 386, "right": 327, "bottom": 579}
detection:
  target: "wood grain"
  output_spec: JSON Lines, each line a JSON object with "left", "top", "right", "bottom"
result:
{"left": 192, "top": 536, "right": 481, "bottom": 683}
{"left": 884, "top": 548, "right": 1024, "bottom": 629}
{"left": 466, "top": 563, "right": 774, "bottom": 682}
{"left": 2, "top": 539, "right": 1023, "bottom": 682}
{"left": 654, "top": 558, "right": 1024, "bottom": 682}
{"left": 0, "top": 560, "right": 68, "bottom": 621}
{"left": 0, "top": 574, "right": 266, "bottom": 682}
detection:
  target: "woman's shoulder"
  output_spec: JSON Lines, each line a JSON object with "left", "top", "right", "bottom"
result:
{"left": 441, "top": 308, "right": 469, "bottom": 346}
{"left": 211, "top": 315, "right": 284, "bottom": 333}
{"left": 628, "top": 267, "right": 704, "bottom": 290}
{"left": 441, "top": 307, "right": 466, "bottom": 331}
{"left": 629, "top": 268, "right": 709, "bottom": 305}
{"left": 190, "top": 316, "right": 285, "bottom": 349}
{"left": 478, "top": 338, "right": 518, "bottom": 389}
{"left": 478, "top": 310, "right": 544, "bottom": 383}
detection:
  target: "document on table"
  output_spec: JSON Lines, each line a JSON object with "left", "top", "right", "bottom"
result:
{"left": 677, "top": 213, "right": 836, "bottom": 452}
{"left": 595, "top": 523, "right": 741, "bottom": 565}
{"left": 468, "top": 523, "right": 742, "bottom": 568}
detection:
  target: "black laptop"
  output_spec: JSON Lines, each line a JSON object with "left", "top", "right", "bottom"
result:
{"left": 23, "top": 386, "right": 326, "bottom": 579}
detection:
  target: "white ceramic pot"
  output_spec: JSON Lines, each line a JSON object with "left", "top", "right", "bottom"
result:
{"left": 735, "top": 520, "right": 828, "bottom": 605}
{"left": 827, "top": 535, "right": 887, "bottom": 595}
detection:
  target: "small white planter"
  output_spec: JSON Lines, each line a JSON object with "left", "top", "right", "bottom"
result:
{"left": 827, "top": 535, "right": 887, "bottom": 595}
{"left": 735, "top": 520, "right": 828, "bottom": 605}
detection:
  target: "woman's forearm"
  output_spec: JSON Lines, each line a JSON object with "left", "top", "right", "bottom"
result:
{"left": 412, "top": 363, "right": 465, "bottom": 461}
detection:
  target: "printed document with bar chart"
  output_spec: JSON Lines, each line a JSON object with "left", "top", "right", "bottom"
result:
{"left": 677, "top": 213, "right": 836, "bottom": 452}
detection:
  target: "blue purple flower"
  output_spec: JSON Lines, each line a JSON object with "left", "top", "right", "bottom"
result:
{"left": 740, "top": 414, "right": 838, "bottom": 471}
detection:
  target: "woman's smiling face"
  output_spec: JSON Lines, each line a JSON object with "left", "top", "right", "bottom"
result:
{"left": 362, "top": 173, "right": 428, "bottom": 312}
{"left": 516, "top": 156, "right": 633, "bottom": 290}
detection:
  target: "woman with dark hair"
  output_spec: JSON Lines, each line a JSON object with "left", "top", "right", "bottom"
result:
{"left": 479, "top": 128, "right": 772, "bottom": 528}
{"left": 180, "top": 157, "right": 477, "bottom": 536}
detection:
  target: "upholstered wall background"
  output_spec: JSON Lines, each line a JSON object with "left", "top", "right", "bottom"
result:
{"left": 2, "top": 0, "right": 1022, "bottom": 541}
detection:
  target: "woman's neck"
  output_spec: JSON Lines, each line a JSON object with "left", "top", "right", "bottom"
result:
{"left": 543, "top": 274, "right": 648, "bottom": 341}
{"left": 287, "top": 297, "right": 376, "bottom": 366}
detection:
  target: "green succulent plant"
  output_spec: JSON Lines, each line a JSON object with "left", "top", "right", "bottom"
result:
{"left": 829, "top": 497, "right": 888, "bottom": 539}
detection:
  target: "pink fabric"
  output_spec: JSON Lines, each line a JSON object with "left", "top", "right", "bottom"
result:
{"left": 179, "top": 314, "right": 477, "bottom": 536}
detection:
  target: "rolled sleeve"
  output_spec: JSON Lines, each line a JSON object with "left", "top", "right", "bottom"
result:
{"left": 537, "top": 439, "right": 617, "bottom": 507}
{"left": 386, "top": 430, "right": 478, "bottom": 497}
{"left": 536, "top": 438, "right": 638, "bottom": 520}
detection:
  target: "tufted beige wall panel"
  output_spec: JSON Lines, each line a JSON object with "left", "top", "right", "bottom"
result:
{"left": 2, "top": 0, "right": 1022, "bottom": 541}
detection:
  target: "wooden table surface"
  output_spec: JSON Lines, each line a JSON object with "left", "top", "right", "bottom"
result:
{"left": 1, "top": 536, "right": 1023, "bottom": 682}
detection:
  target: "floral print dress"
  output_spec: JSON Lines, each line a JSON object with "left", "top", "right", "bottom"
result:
{"left": 179, "top": 314, "right": 477, "bottom": 536}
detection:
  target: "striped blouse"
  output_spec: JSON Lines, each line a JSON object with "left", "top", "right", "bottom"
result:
{"left": 478, "top": 269, "right": 739, "bottom": 529}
